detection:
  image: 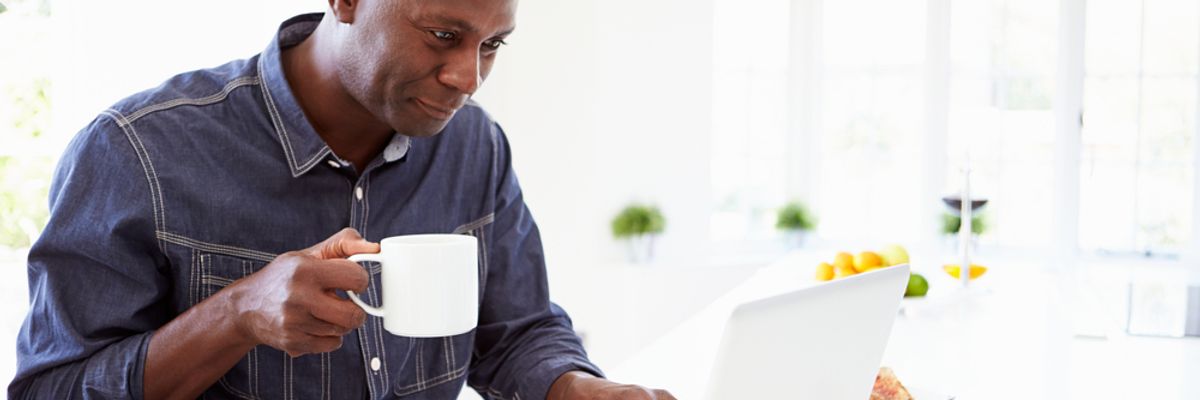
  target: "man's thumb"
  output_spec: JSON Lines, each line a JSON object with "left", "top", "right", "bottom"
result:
{"left": 310, "top": 228, "right": 380, "bottom": 260}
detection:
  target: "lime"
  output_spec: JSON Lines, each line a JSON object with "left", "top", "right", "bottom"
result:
{"left": 905, "top": 273, "right": 929, "bottom": 297}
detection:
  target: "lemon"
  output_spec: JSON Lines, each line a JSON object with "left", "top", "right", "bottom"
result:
{"left": 815, "top": 262, "right": 835, "bottom": 281}
{"left": 943, "top": 264, "right": 987, "bottom": 280}
{"left": 834, "top": 252, "right": 855, "bottom": 273}
{"left": 834, "top": 264, "right": 857, "bottom": 278}
{"left": 905, "top": 273, "right": 929, "bottom": 297}
{"left": 854, "top": 251, "right": 884, "bottom": 272}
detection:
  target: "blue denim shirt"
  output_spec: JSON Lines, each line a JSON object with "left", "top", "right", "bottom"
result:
{"left": 11, "top": 13, "right": 601, "bottom": 400}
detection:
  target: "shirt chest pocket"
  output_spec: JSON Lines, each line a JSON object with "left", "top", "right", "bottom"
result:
{"left": 189, "top": 251, "right": 274, "bottom": 399}
{"left": 392, "top": 332, "right": 475, "bottom": 398}
{"left": 188, "top": 251, "right": 265, "bottom": 307}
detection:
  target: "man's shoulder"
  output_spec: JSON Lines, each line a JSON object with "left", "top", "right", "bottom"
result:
{"left": 103, "top": 56, "right": 262, "bottom": 125}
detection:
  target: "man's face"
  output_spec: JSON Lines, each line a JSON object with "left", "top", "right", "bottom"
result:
{"left": 337, "top": 0, "right": 517, "bottom": 137}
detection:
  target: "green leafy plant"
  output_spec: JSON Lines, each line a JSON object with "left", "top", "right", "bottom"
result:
{"left": 941, "top": 212, "right": 986, "bottom": 235}
{"left": 775, "top": 201, "right": 816, "bottom": 231}
{"left": 611, "top": 203, "right": 665, "bottom": 239}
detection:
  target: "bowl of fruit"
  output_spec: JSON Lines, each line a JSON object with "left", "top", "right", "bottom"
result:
{"left": 814, "top": 245, "right": 929, "bottom": 298}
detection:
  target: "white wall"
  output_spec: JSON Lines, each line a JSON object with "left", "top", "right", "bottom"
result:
{"left": 52, "top": 0, "right": 718, "bottom": 271}
{"left": 476, "top": 0, "right": 716, "bottom": 271}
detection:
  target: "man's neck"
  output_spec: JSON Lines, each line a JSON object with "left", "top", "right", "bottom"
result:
{"left": 281, "top": 17, "right": 392, "bottom": 173}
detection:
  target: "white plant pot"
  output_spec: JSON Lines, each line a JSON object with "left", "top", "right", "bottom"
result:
{"left": 624, "top": 234, "right": 657, "bottom": 264}
{"left": 781, "top": 230, "right": 810, "bottom": 249}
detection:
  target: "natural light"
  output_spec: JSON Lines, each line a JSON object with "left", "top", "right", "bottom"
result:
{"left": 2, "top": 0, "right": 1199, "bottom": 399}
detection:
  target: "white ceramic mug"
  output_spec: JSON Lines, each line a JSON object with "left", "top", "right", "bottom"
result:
{"left": 347, "top": 234, "right": 479, "bottom": 337}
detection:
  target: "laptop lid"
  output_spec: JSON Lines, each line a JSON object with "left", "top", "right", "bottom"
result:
{"left": 704, "top": 264, "right": 909, "bottom": 399}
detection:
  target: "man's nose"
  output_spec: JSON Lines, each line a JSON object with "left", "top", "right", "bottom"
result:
{"left": 439, "top": 49, "right": 482, "bottom": 95}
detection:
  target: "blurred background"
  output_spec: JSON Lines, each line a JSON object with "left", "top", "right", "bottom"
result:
{"left": 2, "top": 0, "right": 1199, "bottom": 398}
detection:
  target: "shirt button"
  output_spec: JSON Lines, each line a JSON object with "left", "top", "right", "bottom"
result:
{"left": 370, "top": 357, "right": 381, "bottom": 372}
{"left": 326, "top": 160, "right": 340, "bottom": 168}
{"left": 355, "top": 186, "right": 364, "bottom": 200}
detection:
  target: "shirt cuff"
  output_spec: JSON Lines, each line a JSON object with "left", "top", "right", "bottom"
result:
{"left": 527, "top": 357, "right": 606, "bottom": 400}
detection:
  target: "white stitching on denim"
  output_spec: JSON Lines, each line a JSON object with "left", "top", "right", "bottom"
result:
{"left": 101, "top": 110, "right": 166, "bottom": 253}
{"left": 362, "top": 177, "right": 388, "bottom": 377}
{"left": 256, "top": 57, "right": 296, "bottom": 175}
{"left": 123, "top": 76, "right": 260, "bottom": 123}
{"left": 480, "top": 227, "right": 489, "bottom": 297}
{"left": 298, "top": 147, "right": 333, "bottom": 174}
{"left": 368, "top": 270, "right": 390, "bottom": 386}
{"left": 251, "top": 346, "right": 259, "bottom": 397}
{"left": 393, "top": 363, "right": 468, "bottom": 395}
{"left": 189, "top": 249, "right": 197, "bottom": 306}
{"left": 357, "top": 324, "right": 375, "bottom": 399}
{"left": 415, "top": 339, "right": 425, "bottom": 391}
{"left": 242, "top": 258, "right": 259, "bottom": 399}
{"left": 443, "top": 337, "right": 452, "bottom": 373}
{"left": 446, "top": 336, "right": 454, "bottom": 369}
{"left": 202, "top": 254, "right": 211, "bottom": 297}
{"left": 453, "top": 214, "right": 495, "bottom": 234}
{"left": 156, "top": 231, "right": 276, "bottom": 262}
{"left": 201, "top": 275, "right": 236, "bottom": 287}
{"left": 320, "top": 352, "right": 330, "bottom": 400}
{"left": 255, "top": 56, "right": 331, "bottom": 177}
{"left": 361, "top": 178, "right": 370, "bottom": 240}
{"left": 286, "top": 352, "right": 295, "bottom": 400}
{"left": 217, "top": 378, "right": 255, "bottom": 400}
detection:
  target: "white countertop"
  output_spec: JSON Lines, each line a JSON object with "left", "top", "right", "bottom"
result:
{"left": 602, "top": 251, "right": 1200, "bottom": 399}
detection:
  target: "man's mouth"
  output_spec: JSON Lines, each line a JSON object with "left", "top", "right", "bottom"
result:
{"left": 414, "top": 98, "right": 459, "bottom": 120}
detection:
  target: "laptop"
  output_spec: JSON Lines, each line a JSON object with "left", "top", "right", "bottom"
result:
{"left": 704, "top": 264, "right": 910, "bottom": 399}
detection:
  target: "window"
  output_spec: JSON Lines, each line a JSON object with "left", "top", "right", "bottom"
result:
{"left": 712, "top": 0, "right": 1200, "bottom": 263}
{"left": 1079, "top": 0, "right": 1197, "bottom": 257}
{"left": 814, "top": 0, "right": 927, "bottom": 242}
{"left": 710, "top": 0, "right": 791, "bottom": 242}
{"left": 946, "top": 0, "right": 1059, "bottom": 248}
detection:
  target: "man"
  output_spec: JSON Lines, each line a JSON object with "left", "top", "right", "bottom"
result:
{"left": 10, "top": 0, "right": 675, "bottom": 399}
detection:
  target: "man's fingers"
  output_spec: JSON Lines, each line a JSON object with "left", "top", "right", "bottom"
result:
{"left": 308, "top": 228, "right": 380, "bottom": 260}
{"left": 308, "top": 294, "right": 367, "bottom": 332}
{"left": 297, "top": 314, "right": 355, "bottom": 338}
{"left": 306, "top": 259, "right": 370, "bottom": 292}
{"left": 284, "top": 333, "right": 343, "bottom": 357}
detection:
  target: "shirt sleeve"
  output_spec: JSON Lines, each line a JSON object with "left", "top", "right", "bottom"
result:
{"left": 466, "top": 123, "right": 604, "bottom": 400}
{"left": 8, "top": 113, "right": 172, "bottom": 399}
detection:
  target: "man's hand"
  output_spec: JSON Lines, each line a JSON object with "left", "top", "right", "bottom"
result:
{"left": 548, "top": 371, "right": 677, "bottom": 400}
{"left": 227, "top": 228, "right": 377, "bottom": 357}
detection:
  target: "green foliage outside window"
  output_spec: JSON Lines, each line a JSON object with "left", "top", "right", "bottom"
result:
{"left": 1, "top": 78, "right": 53, "bottom": 249}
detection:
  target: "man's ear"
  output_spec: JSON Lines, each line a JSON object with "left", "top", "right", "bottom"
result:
{"left": 328, "top": 0, "right": 358, "bottom": 24}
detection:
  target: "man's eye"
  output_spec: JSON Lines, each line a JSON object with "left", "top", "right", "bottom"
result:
{"left": 431, "top": 31, "right": 456, "bottom": 41}
{"left": 483, "top": 39, "right": 507, "bottom": 50}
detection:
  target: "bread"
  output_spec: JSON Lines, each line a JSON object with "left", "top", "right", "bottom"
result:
{"left": 869, "top": 367, "right": 913, "bottom": 400}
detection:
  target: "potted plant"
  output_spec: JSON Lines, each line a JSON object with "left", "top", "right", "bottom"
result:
{"left": 611, "top": 203, "right": 665, "bottom": 263}
{"left": 776, "top": 201, "right": 816, "bottom": 248}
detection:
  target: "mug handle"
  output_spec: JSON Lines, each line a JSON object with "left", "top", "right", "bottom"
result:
{"left": 347, "top": 253, "right": 385, "bottom": 317}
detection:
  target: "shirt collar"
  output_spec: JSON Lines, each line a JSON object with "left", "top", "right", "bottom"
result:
{"left": 257, "top": 13, "right": 411, "bottom": 177}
